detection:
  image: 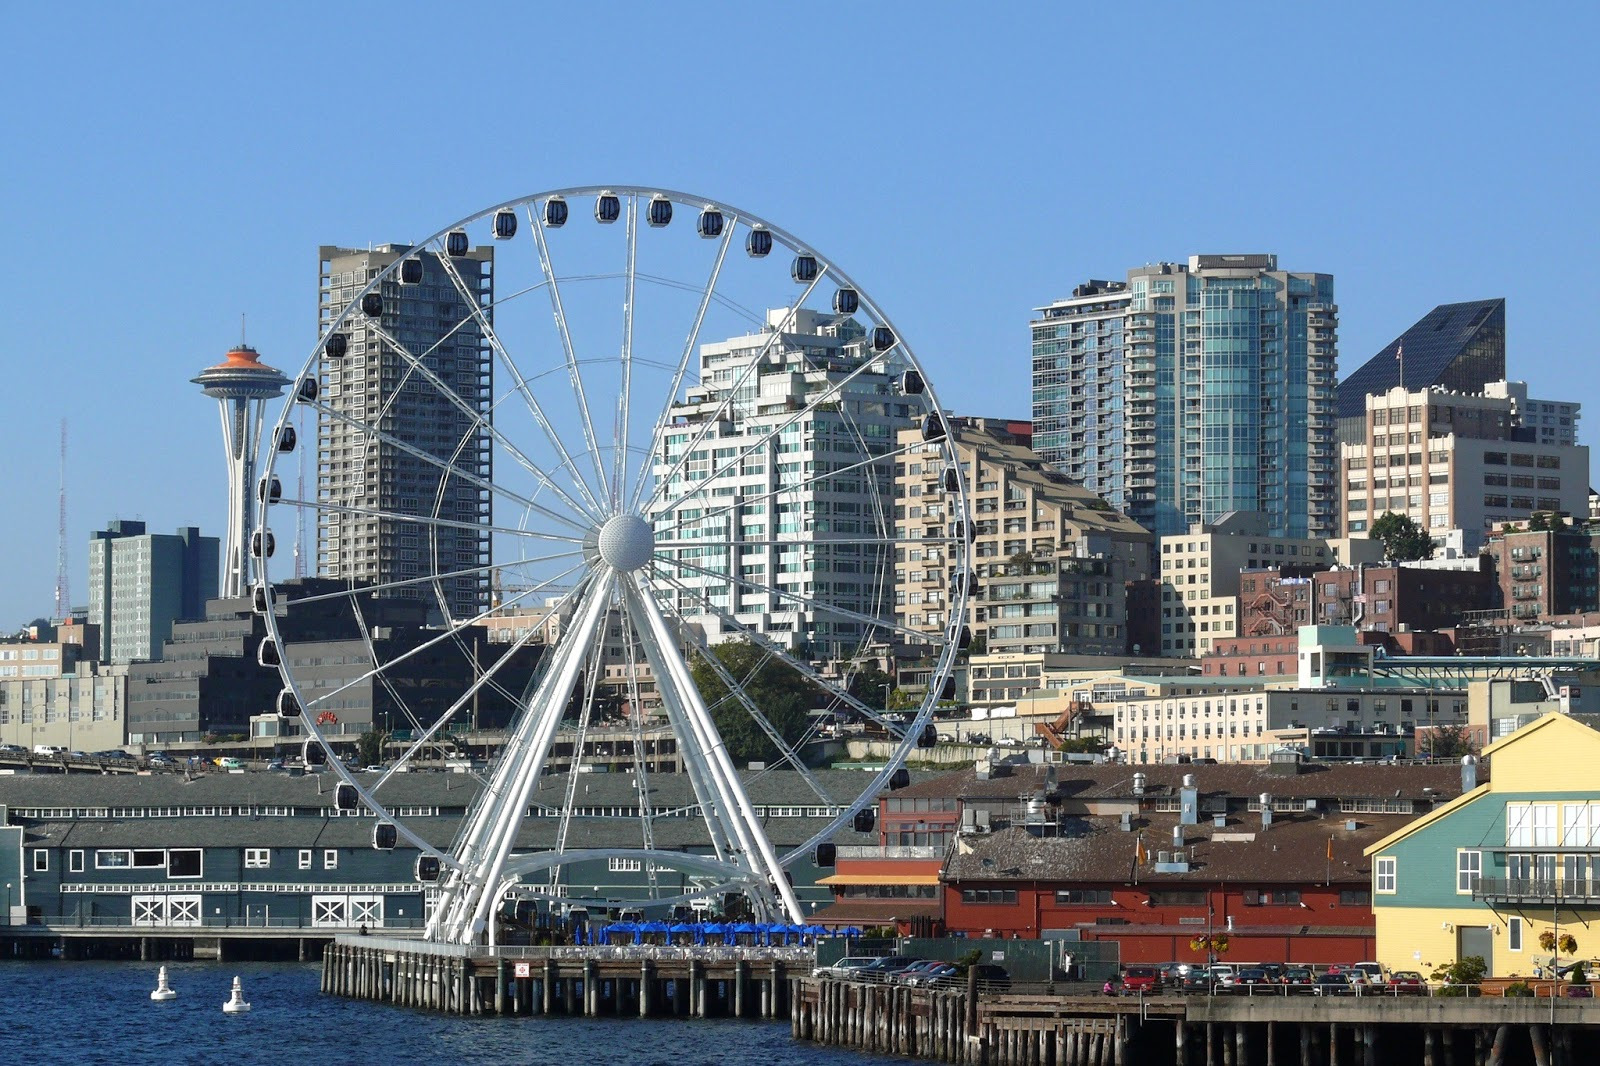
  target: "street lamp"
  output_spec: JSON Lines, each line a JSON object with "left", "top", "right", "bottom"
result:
{"left": 4, "top": 882, "right": 11, "bottom": 926}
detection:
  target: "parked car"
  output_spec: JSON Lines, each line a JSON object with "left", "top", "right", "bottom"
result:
{"left": 1347, "top": 962, "right": 1385, "bottom": 987}
{"left": 1230, "top": 967, "right": 1273, "bottom": 993}
{"left": 1179, "top": 966, "right": 1219, "bottom": 994}
{"left": 1281, "top": 967, "right": 1316, "bottom": 993}
{"left": 145, "top": 752, "right": 174, "bottom": 768}
{"left": 854, "top": 955, "right": 917, "bottom": 981}
{"left": 1157, "top": 962, "right": 1191, "bottom": 984}
{"left": 0, "top": 743, "right": 26, "bottom": 755}
{"left": 1384, "top": 971, "right": 1426, "bottom": 995}
{"left": 815, "top": 957, "right": 879, "bottom": 979}
{"left": 1312, "top": 972, "right": 1353, "bottom": 996}
{"left": 1120, "top": 966, "right": 1162, "bottom": 995}
{"left": 1258, "top": 962, "right": 1286, "bottom": 983}
{"left": 214, "top": 757, "right": 243, "bottom": 770}
{"left": 896, "top": 960, "right": 953, "bottom": 985}
{"left": 894, "top": 960, "right": 950, "bottom": 985}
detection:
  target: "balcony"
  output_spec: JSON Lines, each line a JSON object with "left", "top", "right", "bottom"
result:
{"left": 1472, "top": 877, "right": 1600, "bottom": 905}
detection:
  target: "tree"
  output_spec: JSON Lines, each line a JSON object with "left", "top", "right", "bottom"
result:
{"left": 1057, "top": 736, "right": 1109, "bottom": 755}
{"left": 689, "top": 639, "right": 821, "bottom": 765}
{"left": 357, "top": 730, "right": 386, "bottom": 768}
{"left": 1430, "top": 955, "right": 1487, "bottom": 995}
{"left": 1370, "top": 511, "right": 1435, "bottom": 562}
{"left": 846, "top": 663, "right": 898, "bottom": 708}
{"left": 1420, "top": 723, "right": 1479, "bottom": 760}
{"left": 1527, "top": 511, "right": 1554, "bottom": 532}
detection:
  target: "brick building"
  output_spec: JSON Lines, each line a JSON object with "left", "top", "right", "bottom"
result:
{"left": 1481, "top": 521, "right": 1600, "bottom": 622}
{"left": 934, "top": 761, "right": 1465, "bottom": 965}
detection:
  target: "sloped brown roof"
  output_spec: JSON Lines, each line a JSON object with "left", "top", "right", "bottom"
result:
{"left": 809, "top": 900, "right": 942, "bottom": 926}
{"left": 892, "top": 760, "right": 1469, "bottom": 805}
{"left": 943, "top": 809, "right": 1405, "bottom": 886}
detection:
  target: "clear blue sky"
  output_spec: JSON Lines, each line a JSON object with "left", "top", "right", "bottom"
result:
{"left": 1, "top": 3, "right": 1595, "bottom": 627}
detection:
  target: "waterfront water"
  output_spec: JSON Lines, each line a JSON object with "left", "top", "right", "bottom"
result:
{"left": 0, "top": 960, "right": 885, "bottom": 1066}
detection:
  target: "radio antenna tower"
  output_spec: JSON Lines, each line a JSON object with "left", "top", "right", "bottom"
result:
{"left": 55, "top": 419, "right": 70, "bottom": 619}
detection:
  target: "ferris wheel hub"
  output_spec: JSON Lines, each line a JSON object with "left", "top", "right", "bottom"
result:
{"left": 595, "top": 513, "right": 655, "bottom": 572}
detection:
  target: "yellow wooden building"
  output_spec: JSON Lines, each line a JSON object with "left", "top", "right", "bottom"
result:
{"left": 1365, "top": 713, "right": 1600, "bottom": 979}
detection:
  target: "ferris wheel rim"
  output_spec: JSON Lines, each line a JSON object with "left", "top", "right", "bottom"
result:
{"left": 254, "top": 185, "right": 971, "bottom": 924}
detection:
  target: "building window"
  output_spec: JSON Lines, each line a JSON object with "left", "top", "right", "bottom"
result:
{"left": 1243, "top": 889, "right": 1301, "bottom": 906}
{"left": 245, "top": 849, "right": 270, "bottom": 870}
{"left": 32, "top": 850, "right": 47, "bottom": 872}
{"left": 69, "top": 850, "right": 84, "bottom": 874}
{"left": 608, "top": 857, "right": 643, "bottom": 873}
{"left": 1457, "top": 850, "right": 1481, "bottom": 893}
{"left": 95, "top": 849, "right": 132, "bottom": 869}
{"left": 1054, "top": 888, "right": 1112, "bottom": 905}
{"left": 1508, "top": 916, "right": 1523, "bottom": 951}
{"left": 1149, "top": 888, "right": 1207, "bottom": 906}
{"left": 960, "top": 888, "right": 1018, "bottom": 904}
{"left": 167, "top": 849, "right": 203, "bottom": 879}
{"left": 1376, "top": 856, "right": 1397, "bottom": 894}
{"left": 1338, "top": 889, "right": 1370, "bottom": 906}
{"left": 324, "top": 849, "right": 339, "bottom": 870}
{"left": 298, "top": 849, "right": 313, "bottom": 870}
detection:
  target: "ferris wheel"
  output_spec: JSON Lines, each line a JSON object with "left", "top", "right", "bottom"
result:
{"left": 255, "top": 187, "right": 969, "bottom": 943}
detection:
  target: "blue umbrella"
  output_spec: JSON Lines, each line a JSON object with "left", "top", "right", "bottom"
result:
{"left": 839, "top": 926, "right": 863, "bottom": 936}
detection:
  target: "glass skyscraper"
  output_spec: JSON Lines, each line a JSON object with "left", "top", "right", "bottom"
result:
{"left": 1031, "top": 254, "right": 1337, "bottom": 539}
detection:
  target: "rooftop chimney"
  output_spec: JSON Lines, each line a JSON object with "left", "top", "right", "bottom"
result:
{"left": 1461, "top": 755, "right": 1478, "bottom": 792}
{"left": 1260, "top": 793, "right": 1273, "bottom": 830}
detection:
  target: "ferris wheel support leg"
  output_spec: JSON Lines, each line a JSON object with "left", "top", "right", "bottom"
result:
{"left": 624, "top": 577, "right": 806, "bottom": 923}
{"left": 438, "top": 573, "right": 617, "bottom": 943}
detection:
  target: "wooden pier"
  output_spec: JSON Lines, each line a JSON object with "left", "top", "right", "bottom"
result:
{"left": 322, "top": 937, "right": 796, "bottom": 1020}
{"left": 789, "top": 979, "right": 1600, "bottom": 1066}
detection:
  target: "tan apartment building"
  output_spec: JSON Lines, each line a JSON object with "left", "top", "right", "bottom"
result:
{"left": 895, "top": 418, "right": 1152, "bottom": 658}
{"left": 1158, "top": 511, "right": 1383, "bottom": 657}
{"left": 1341, "top": 382, "right": 1588, "bottom": 550}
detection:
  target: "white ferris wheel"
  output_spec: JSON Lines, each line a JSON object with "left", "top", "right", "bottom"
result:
{"left": 255, "top": 187, "right": 969, "bottom": 944}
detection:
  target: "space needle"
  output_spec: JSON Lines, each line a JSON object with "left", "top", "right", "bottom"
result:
{"left": 192, "top": 345, "right": 290, "bottom": 598}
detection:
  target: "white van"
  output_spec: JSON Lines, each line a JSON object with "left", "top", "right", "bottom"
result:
{"left": 33, "top": 744, "right": 66, "bottom": 757}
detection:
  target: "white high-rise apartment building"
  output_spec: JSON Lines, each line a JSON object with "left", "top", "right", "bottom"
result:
{"left": 649, "top": 309, "right": 909, "bottom": 660}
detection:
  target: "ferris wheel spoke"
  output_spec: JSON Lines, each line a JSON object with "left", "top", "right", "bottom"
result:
{"left": 363, "top": 317, "right": 598, "bottom": 526}
{"left": 653, "top": 438, "right": 929, "bottom": 532}
{"left": 527, "top": 204, "right": 612, "bottom": 507}
{"left": 553, "top": 641, "right": 608, "bottom": 859}
{"left": 616, "top": 602, "right": 661, "bottom": 868}
{"left": 281, "top": 494, "right": 585, "bottom": 545}
{"left": 658, "top": 554, "right": 939, "bottom": 648}
{"left": 307, "top": 400, "right": 590, "bottom": 534}
{"left": 451, "top": 570, "right": 619, "bottom": 941}
{"left": 301, "top": 559, "right": 588, "bottom": 711}
{"left": 430, "top": 233, "right": 607, "bottom": 520}
{"left": 628, "top": 216, "right": 739, "bottom": 514}
{"left": 615, "top": 195, "right": 639, "bottom": 512}
{"left": 652, "top": 589, "right": 834, "bottom": 806}
{"left": 646, "top": 340, "right": 889, "bottom": 518}
{"left": 621, "top": 574, "right": 801, "bottom": 921}
{"left": 640, "top": 264, "right": 830, "bottom": 515}
{"left": 282, "top": 549, "right": 581, "bottom": 607}
{"left": 643, "top": 567, "right": 896, "bottom": 733}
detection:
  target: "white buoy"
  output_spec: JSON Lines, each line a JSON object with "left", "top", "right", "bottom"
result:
{"left": 150, "top": 965, "right": 177, "bottom": 1001}
{"left": 222, "top": 975, "right": 251, "bottom": 1014}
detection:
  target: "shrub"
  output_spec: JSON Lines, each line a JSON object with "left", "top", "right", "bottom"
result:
{"left": 1430, "top": 955, "right": 1488, "bottom": 996}
{"left": 1505, "top": 982, "right": 1534, "bottom": 998}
